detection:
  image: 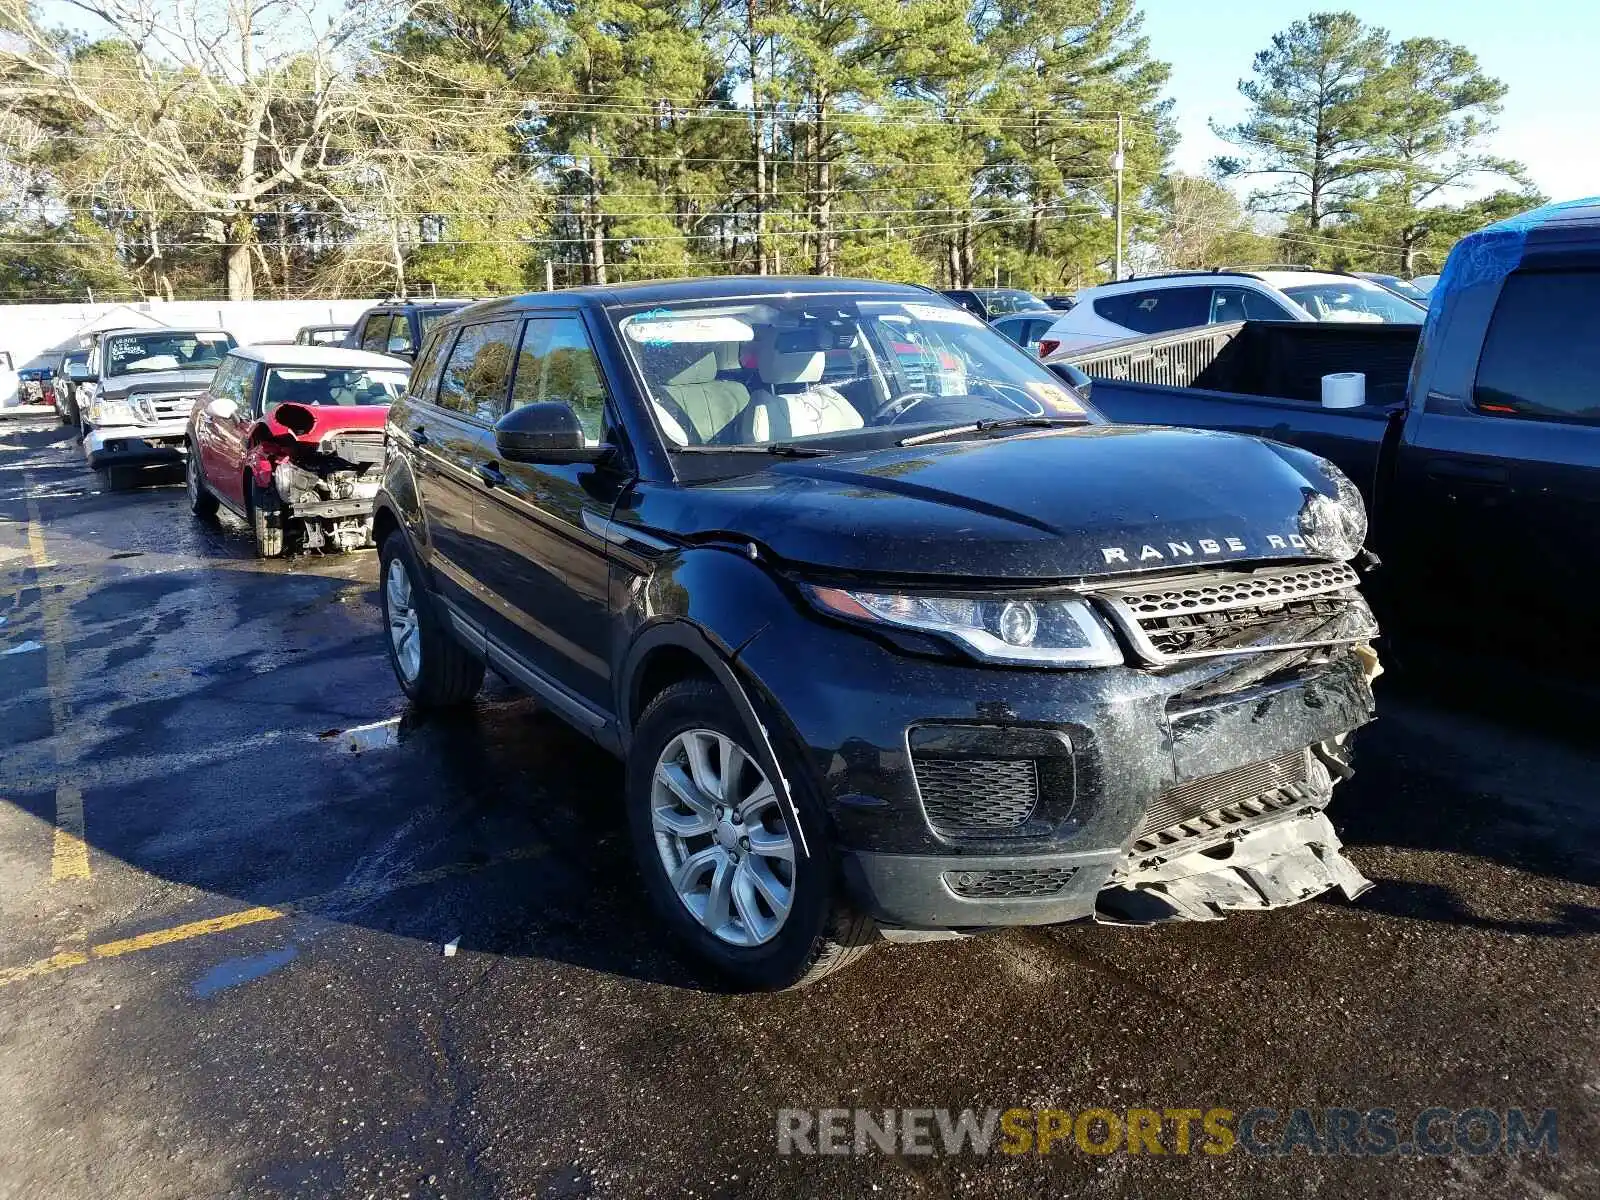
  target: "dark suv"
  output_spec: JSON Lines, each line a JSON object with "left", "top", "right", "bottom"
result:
{"left": 344, "top": 300, "right": 470, "bottom": 361}
{"left": 374, "top": 277, "right": 1382, "bottom": 989}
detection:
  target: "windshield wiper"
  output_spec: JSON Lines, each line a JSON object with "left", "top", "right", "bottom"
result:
{"left": 896, "top": 416, "right": 1081, "bottom": 447}
{"left": 675, "top": 442, "right": 835, "bottom": 457}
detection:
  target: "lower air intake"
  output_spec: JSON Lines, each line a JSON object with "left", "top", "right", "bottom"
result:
{"left": 944, "top": 866, "right": 1079, "bottom": 899}
{"left": 913, "top": 757, "right": 1038, "bottom": 835}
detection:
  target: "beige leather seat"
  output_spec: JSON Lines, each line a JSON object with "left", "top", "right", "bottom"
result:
{"left": 660, "top": 351, "right": 751, "bottom": 444}
{"left": 747, "top": 329, "right": 864, "bottom": 441}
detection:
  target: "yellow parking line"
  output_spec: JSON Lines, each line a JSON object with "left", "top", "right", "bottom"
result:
{"left": 23, "top": 478, "right": 89, "bottom": 881}
{"left": 51, "top": 783, "right": 90, "bottom": 880}
{"left": 91, "top": 906, "right": 285, "bottom": 960}
{"left": 0, "top": 845, "right": 544, "bottom": 989}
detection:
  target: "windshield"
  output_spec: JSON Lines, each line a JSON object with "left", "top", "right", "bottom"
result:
{"left": 1283, "top": 282, "right": 1425, "bottom": 324}
{"left": 616, "top": 296, "right": 1094, "bottom": 451}
{"left": 975, "top": 289, "right": 1050, "bottom": 315}
{"left": 261, "top": 367, "right": 409, "bottom": 414}
{"left": 104, "top": 331, "right": 234, "bottom": 376}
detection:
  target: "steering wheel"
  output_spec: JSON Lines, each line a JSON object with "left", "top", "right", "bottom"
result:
{"left": 869, "top": 390, "right": 940, "bottom": 423}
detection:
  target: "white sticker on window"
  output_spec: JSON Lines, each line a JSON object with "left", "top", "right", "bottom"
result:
{"left": 903, "top": 302, "right": 985, "bottom": 328}
{"left": 624, "top": 316, "right": 754, "bottom": 344}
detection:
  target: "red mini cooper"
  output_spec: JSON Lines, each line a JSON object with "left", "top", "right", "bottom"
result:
{"left": 185, "top": 344, "right": 409, "bottom": 556}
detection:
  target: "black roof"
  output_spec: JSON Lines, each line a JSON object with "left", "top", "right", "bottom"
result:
{"left": 455, "top": 275, "right": 937, "bottom": 320}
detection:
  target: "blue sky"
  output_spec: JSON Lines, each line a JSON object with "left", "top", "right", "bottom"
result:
{"left": 1145, "top": 0, "right": 1598, "bottom": 203}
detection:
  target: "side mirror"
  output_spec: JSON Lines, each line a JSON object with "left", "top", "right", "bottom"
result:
{"left": 494, "top": 402, "right": 608, "bottom": 465}
{"left": 66, "top": 362, "right": 90, "bottom": 382}
{"left": 1048, "top": 361, "right": 1093, "bottom": 401}
{"left": 206, "top": 396, "right": 239, "bottom": 420}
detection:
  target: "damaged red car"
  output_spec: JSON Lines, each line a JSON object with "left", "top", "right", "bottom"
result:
{"left": 185, "top": 345, "right": 410, "bottom": 556}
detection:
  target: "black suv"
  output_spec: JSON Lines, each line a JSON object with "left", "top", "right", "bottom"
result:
{"left": 375, "top": 277, "right": 1381, "bottom": 989}
{"left": 344, "top": 300, "right": 470, "bottom": 361}
{"left": 940, "top": 287, "right": 1052, "bottom": 321}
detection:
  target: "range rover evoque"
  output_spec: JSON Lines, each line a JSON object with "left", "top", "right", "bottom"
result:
{"left": 374, "top": 277, "right": 1382, "bottom": 989}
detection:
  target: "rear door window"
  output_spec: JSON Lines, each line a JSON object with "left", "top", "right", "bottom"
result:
{"left": 1093, "top": 287, "right": 1212, "bottom": 335}
{"left": 436, "top": 320, "right": 520, "bottom": 423}
{"left": 1211, "top": 286, "right": 1295, "bottom": 323}
{"left": 359, "top": 315, "right": 390, "bottom": 354}
{"left": 1474, "top": 269, "right": 1600, "bottom": 424}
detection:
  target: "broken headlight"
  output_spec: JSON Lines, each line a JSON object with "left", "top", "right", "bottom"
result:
{"left": 805, "top": 586, "right": 1123, "bottom": 667}
{"left": 1299, "top": 464, "right": 1368, "bottom": 560}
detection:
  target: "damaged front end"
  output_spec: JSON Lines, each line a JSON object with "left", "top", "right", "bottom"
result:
{"left": 248, "top": 402, "right": 388, "bottom": 552}
{"left": 1096, "top": 740, "right": 1374, "bottom": 924}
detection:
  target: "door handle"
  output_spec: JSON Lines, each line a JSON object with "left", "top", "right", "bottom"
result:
{"left": 1425, "top": 458, "right": 1508, "bottom": 484}
{"left": 476, "top": 461, "right": 506, "bottom": 488}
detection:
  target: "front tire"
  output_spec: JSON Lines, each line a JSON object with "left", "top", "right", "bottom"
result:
{"left": 249, "top": 486, "right": 286, "bottom": 558}
{"left": 625, "top": 679, "right": 875, "bottom": 990}
{"left": 378, "top": 528, "right": 484, "bottom": 708}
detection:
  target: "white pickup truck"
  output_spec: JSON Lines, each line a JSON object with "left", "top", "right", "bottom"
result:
{"left": 78, "top": 329, "right": 236, "bottom": 475}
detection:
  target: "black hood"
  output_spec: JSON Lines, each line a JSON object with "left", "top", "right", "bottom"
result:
{"left": 635, "top": 425, "right": 1345, "bottom": 582}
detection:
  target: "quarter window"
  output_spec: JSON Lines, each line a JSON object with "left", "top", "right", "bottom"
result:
{"left": 1093, "top": 287, "right": 1212, "bottom": 335}
{"left": 1474, "top": 269, "right": 1600, "bottom": 424}
{"left": 437, "top": 320, "right": 520, "bottom": 423}
{"left": 408, "top": 331, "right": 452, "bottom": 404}
{"left": 509, "top": 317, "right": 609, "bottom": 440}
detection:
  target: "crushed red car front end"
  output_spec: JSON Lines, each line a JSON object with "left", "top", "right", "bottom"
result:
{"left": 247, "top": 402, "right": 389, "bottom": 552}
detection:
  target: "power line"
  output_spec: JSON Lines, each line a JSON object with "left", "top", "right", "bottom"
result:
{"left": 0, "top": 204, "right": 1107, "bottom": 249}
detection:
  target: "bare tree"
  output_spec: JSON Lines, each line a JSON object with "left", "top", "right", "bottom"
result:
{"left": 0, "top": 0, "right": 518, "bottom": 299}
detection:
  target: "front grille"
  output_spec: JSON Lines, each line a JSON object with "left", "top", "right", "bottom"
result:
{"left": 130, "top": 392, "right": 199, "bottom": 424}
{"left": 945, "top": 866, "right": 1079, "bottom": 899}
{"left": 913, "top": 757, "right": 1038, "bottom": 835}
{"left": 1098, "top": 562, "right": 1375, "bottom": 664}
{"left": 1129, "top": 749, "right": 1328, "bottom": 855}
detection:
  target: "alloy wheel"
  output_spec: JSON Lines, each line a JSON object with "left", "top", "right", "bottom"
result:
{"left": 651, "top": 729, "right": 796, "bottom": 947}
{"left": 385, "top": 556, "right": 421, "bottom": 683}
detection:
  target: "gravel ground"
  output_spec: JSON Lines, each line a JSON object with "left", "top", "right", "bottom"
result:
{"left": 2, "top": 416, "right": 1596, "bottom": 1199}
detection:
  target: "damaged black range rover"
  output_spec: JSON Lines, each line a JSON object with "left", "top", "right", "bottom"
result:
{"left": 374, "top": 278, "right": 1381, "bottom": 989}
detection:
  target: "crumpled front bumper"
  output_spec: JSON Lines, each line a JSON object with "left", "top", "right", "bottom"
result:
{"left": 1096, "top": 810, "right": 1373, "bottom": 924}
{"left": 83, "top": 419, "right": 188, "bottom": 468}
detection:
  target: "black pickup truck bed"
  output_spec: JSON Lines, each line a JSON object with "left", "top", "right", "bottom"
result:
{"left": 1061, "top": 320, "right": 1421, "bottom": 498}
{"left": 1051, "top": 197, "right": 1600, "bottom": 675}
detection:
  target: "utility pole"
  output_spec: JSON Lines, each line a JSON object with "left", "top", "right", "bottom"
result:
{"left": 545, "top": 259, "right": 555, "bottom": 292}
{"left": 1112, "top": 112, "right": 1126, "bottom": 281}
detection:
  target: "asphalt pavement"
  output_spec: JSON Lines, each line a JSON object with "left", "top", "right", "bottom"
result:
{"left": 1, "top": 415, "right": 1596, "bottom": 1199}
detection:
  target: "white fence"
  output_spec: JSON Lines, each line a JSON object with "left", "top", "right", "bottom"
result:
{"left": 1, "top": 298, "right": 386, "bottom": 378}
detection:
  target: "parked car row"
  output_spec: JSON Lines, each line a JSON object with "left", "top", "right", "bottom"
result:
{"left": 43, "top": 199, "right": 1579, "bottom": 990}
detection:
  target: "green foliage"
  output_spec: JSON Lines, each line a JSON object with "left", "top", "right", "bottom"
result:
{"left": 1216, "top": 10, "right": 1538, "bottom": 272}
{"left": 0, "top": 1, "right": 1546, "bottom": 298}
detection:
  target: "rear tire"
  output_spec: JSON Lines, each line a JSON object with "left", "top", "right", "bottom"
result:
{"left": 378, "top": 528, "right": 484, "bottom": 708}
{"left": 625, "top": 679, "right": 876, "bottom": 990}
{"left": 186, "top": 443, "right": 219, "bottom": 520}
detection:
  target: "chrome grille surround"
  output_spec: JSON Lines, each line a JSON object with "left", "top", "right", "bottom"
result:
{"left": 1096, "top": 561, "right": 1376, "bottom": 664}
{"left": 129, "top": 390, "right": 201, "bottom": 424}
